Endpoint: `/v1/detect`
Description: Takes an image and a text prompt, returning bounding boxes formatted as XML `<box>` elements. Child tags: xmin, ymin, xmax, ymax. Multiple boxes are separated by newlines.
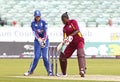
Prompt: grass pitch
<box><xmin>0</xmin><ymin>59</ymin><xmax>120</xmax><ymax>82</ymax></box>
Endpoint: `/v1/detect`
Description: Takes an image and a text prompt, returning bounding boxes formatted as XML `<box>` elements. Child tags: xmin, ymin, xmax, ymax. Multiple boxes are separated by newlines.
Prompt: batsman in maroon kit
<box><xmin>59</xmin><ymin>12</ymin><xmax>86</xmax><ymax>77</ymax></box>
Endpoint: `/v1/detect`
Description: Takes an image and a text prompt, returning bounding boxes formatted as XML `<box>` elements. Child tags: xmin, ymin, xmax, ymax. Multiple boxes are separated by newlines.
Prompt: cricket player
<box><xmin>59</xmin><ymin>12</ymin><xmax>86</xmax><ymax>77</ymax></box>
<box><xmin>24</xmin><ymin>10</ymin><xmax>52</xmax><ymax>76</ymax></box>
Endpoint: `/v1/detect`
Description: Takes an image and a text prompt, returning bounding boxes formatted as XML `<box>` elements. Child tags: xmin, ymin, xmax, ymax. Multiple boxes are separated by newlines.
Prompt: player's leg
<box><xmin>59</xmin><ymin>52</ymin><xmax>67</xmax><ymax>75</ymax></box>
<box><xmin>42</xmin><ymin>39</ymin><xmax>52</xmax><ymax>75</ymax></box>
<box><xmin>24</xmin><ymin>40</ymin><xmax>41</xmax><ymax>76</ymax></box>
<box><xmin>59</xmin><ymin>44</ymin><xmax>75</xmax><ymax>76</ymax></box>
<box><xmin>77</xmin><ymin>42</ymin><xmax>86</xmax><ymax>77</ymax></box>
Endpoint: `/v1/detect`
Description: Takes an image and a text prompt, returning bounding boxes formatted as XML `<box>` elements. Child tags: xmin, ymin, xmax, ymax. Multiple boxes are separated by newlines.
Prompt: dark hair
<box><xmin>61</xmin><ymin>12</ymin><xmax>69</xmax><ymax>19</ymax></box>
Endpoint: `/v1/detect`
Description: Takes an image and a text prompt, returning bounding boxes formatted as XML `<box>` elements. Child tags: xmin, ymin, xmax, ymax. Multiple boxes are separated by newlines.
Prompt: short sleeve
<box><xmin>44</xmin><ymin>22</ymin><xmax>48</xmax><ymax>30</ymax></box>
<box><xmin>31</xmin><ymin>22</ymin><xmax>35</xmax><ymax>31</ymax></box>
<box><xmin>71</xmin><ymin>20</ymin><xmax>79</xmax><ymax>30</ymax></box>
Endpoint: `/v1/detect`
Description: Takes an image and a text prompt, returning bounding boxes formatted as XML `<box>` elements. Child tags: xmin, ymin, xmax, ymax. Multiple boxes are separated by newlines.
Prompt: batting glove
<box><xmin>63</xmin><ymin>36</ymin><xmax>73</xmax><ymax>45</ymax></box>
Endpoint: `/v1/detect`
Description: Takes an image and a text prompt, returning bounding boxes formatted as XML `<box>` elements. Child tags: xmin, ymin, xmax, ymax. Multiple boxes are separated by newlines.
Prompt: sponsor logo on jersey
<box><xmin>69</xmin><ymin>25</ymin><xmax>72</xmax><ymax>28</ymax></box>
<box><xmin>35</xmin><ymin>24</ymin><xmax>38</xmax><ymax>27</ymax></box>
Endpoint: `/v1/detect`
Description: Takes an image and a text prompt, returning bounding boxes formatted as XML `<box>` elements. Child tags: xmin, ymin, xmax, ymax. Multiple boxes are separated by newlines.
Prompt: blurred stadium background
<box><xmin>1</xmin><ymin>0</ymin><xmax>120</xmax><ymax>27</ymax></box>
<box><xmin>0</xmin><ymin>0</ymin><xmax>120</xmax><ymax>58</ymax></box>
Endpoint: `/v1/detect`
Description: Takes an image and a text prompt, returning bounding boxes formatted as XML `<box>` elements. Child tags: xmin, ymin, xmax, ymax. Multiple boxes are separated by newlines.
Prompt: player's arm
<box><xmin>69</xmin><ymin>30</ymin><xmax>79</xmax><ymax>36</ymax></box>
<box><xmin>31</xmin><ymin>22</ymin><xmax>42</xmax><ymax>42</ymax></box>
<box><xmin>70</xmin><ymin>20</ymin><xmax>81</xmax><ymax>36</ymax></box>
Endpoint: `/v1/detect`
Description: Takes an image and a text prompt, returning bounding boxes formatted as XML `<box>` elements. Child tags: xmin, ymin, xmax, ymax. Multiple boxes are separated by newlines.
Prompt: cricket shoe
<box><xmin>57</xmin><ymin>73</ymin><xmax>67</xmax><ymax>77</ymax></box>
<box><xmin>24</xmin><ymin>72</ymin><xmax>33</xmax><ymax>76</ymax></box>
<box><xmin>48</xmin><ymin>73</ymin><xmax>54</xmax><ymax>76</ymax></box>
<box><xmin>80</xmin><ymin>71</ymin><xmax>85</xmax><ymax>77</ymax></box>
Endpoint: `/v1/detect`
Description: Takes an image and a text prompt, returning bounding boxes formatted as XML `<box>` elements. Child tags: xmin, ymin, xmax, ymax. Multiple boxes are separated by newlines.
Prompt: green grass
<box><xmin>0</xmin><ymin>77</ymin><xmax>111</xmax><ymax>82</ymax></box>
<box><xmin>0</xmin><ymin>59</ymin><xmax>120</xmax><ymax>82</ymax></box>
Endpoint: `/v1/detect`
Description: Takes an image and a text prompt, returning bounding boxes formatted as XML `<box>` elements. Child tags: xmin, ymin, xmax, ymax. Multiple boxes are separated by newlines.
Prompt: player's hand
<box><xmin>41</xmin><ymin>38</ymin><xmax>46</xmax><ymax>48</ymax></box>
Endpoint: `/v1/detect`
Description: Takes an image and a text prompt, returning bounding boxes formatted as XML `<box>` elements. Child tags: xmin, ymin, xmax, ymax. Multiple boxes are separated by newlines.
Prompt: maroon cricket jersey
<box><xmin>63</xmin><ymin>19</ymin><xmax>84</xmax><ymax>45</ymax></box>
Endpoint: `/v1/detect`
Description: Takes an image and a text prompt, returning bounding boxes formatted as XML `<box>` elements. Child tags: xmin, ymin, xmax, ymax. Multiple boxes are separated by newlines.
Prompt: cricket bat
<box><xmin>56</xmin><ymin>42</ymin><xmax>63</xmax><ymax>52</ymax></box>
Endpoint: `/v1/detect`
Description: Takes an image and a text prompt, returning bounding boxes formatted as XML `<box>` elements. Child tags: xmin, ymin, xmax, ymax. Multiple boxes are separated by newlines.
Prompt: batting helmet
<box><xmin>34</xmin><ymin>10</ymin><xmax>41</xmax><ymax>16</ymax></box>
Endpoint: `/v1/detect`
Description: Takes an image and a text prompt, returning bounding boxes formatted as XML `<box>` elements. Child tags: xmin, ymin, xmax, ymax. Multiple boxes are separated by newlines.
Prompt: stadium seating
<box><xmin>0</xmin><ymin>0</ymin><xmax>120</xmax><ymax>27</ymax></box>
